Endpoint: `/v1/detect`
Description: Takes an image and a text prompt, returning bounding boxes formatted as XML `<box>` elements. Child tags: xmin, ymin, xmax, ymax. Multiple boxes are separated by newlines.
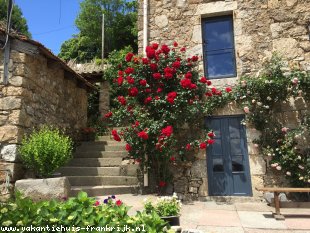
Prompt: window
<box><xmin>202</xmin><ymin>16</ymin><xmax>236</xmax><ymax>79</ymax></box>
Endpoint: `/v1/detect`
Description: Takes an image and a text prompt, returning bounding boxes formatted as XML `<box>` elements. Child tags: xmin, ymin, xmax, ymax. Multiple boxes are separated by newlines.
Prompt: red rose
<box><xmin>216</xmin><ymin>91</ymin><xmax>222</xmax><ymax>96</ymax></box>
<box><xmin>128</xmin><ymin>87</ymin><xmax>138</xmax><ymax>97</ymax></box>
<box><xmin>124</xmin><ymin>67</ymin><xmax>134</xmax><ymax>75</ymax></box>
<box><xmin>94</xmin><ymin>201</ymin><xmax>100</xmax><ymax>206</ymax></box>
<box><xmin>116</xmin><ymin>200</ymin><xmax>122</xmax><ymax>206</ymax></box>
<box><xmin>200</xmin><ymin>142</ymin><xmax>207</xmax><ymax>149</ymax></box>
<box><xmin>126</xmin><ymin>76</ymin><xmax>135</xmax><ymax>84</ymax></box>
<box><xmin>211</xmin><ymin>87</ymin><xmax>217</xmax><ymax>94</ymax></box>
<box><xmin>153</xmin><ymin>73</ymin><xmax>162</xmax><ymax>80</ymax></box>
<box><xmin>172</xmin><ymin>61</ymin><xmax>181</xmax><ymax>69</ymax></box>
<box><xmin>135</xmin><ymin>121</ymin><xmax>140</xmax><ymax>126</ymax></box>
<box><xmin>207</xmin><ymin>139</ymin><xmax>215</xmax><ymax>145</ymax></box>
<box><xmin>112</xmin><ymin>130</ymin><xmax>121</xmax><ymax>142</ymax></box>
<box><xmin>191</xmin><ymin>55</ymin><xmax>199</xmax><ymax>62</ymax></box>
<box><xmin>117</xmin><ymin>96</ymin><xmax>126</xmax><ymax>105</ymax></box>
<box><xmin>138</xmin><ymin>131</ymin><xmax>149</xmax><ymax>140</ymax></box>
<box><xmin>155</xmin><ymin>96</ymin><xmax>160</xmax><ymax>100</ymax></box>
<box><xmin>125</xmin><ymin>144</ymin><xmax>132</xmax><ymax>151</ymax></box>
<box><xmin>144</xmin><ymin>96</ymin><xmax>152</xmax><ymax>104</ymax></box>
<box><xmin>161</xmin><ymin>44</ymin><xmax>170</xmax><ymax>54</ymax></box>
<box><xmin>205</xmin><ymin>92</ymin><xmax>213</xmax><ymax>97</ymax></box>
<box><xmin>185</xmin><ymin>144</ymin><xmax>191</xmax><ymax>150</ymax></box>
<box><xmin>146</xmin><ymin>46</ymin><xmax>156</xmax><ymax>59</ymax></box>
<box><xmin>152</xmin><ymin>43</ymin><xmax>159</xmax><ymax>50</ymax></box>
<box><xmin>125</xmin><ymin>52</ymin><xmax>134</xmax><ymax>62</ymax></box>
<box><xmin>199</xmin><ymin>77</ymin><xmax>208</xmax><ymax>83</ymax></box>
<box><xmin>159</xmin><ymin>181</ymin><xmax>166</xmax><ymax>187</ymax></box>
<box><xmin>206</xmin><ymin>80</ymin><xmax>212</xmax><ymax>86</ymax></box>
<box><xmin>225</xmin><ymin>87</ymin><xmax>232</xmax><ymax>93</ymax></box>
<box><xmin>161</xmin><ymin>125</ymin><xmax>173</xmax><ymax>137</ymax></box>
<box><xmin>190</xmin><ymin>83</ymin><xmax>197</xmax><ymax>89</ymax></box>
<box><xmin>139</xmin><ymin>79</ymin><xmax>147</xmax><ymax>86</ymax></box>
<box><xmin>118</xmin><ymin>70</ymin><xmax>124</xmax><ymax>76</ymax></box>
<box><xmin>180</xmin><ymin>78</ymin><xmax>192</xmax><ymax>89</ymax></box>
<box><xmin>207</xmin><ymin>132</ymin><xmax>215</xmax><ymax>138</ymax></box>
<box><xmin>157</xmin><ymin>88</ymin><xmax>163</xmax><ymax>93</ymax></box>
<box><xmin>150</xmin><ymin>63</ymin><xmax>158</xmax><ymax>71</ymax></box>
<box><xmin>185</xmin><ymin>72</ymin><xmax>192</xmax><ymax>79</ymax></box>
<box><xmin>142</xmin><ymin>58</ymin><xmax>149</xmax><ymax>64</ymax></box>
<box><xmin>173</xmin><ymin>41</ymin><xmax>178</xmax><ymax>47</ymax></box>
<box><xmin>111</xmin><ymin>129</ymin><xmax>118</xmax><ymax>136</ymax></box>
<box><xmin>166</xmin><ymin>92</ymin><xmax>177</xmax><ymax>104</ymax></box>
<box><xmin>145</xmin><ymin>88</ymin><xmax>151</xmax><ymax>93</ymax></box>
<box><xmin>117</xmin><ymin>76</ymin><xmax>123</xmax><ymax>86</ymax></box>
<box><xmin>104</xmin><ymin>112</ymin><xmax>113</xmax><ymax>118</ymax></box>
<box><xmin>180</xmin><ymin>47</ymin><xmax>186</xmax><ymax>52</ymax></box>
<box><xmin>170</xmin><ymin>156</ymin><xmax>176</xmax><ymax>162</ymax></box>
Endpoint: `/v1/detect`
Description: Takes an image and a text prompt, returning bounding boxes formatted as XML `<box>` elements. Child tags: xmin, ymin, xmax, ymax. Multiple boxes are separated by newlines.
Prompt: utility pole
<box><xmin>101</xmin><ymin>13</ymin><xmax>105</xmax><ymax>66</ymax></box>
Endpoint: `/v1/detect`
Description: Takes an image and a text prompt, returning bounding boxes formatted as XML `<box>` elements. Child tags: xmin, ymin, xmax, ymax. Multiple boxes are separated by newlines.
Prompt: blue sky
<box><xmin>15</xmin><ymin>0</ymin><xmax>80</xmax><ymax>55</ymax></box>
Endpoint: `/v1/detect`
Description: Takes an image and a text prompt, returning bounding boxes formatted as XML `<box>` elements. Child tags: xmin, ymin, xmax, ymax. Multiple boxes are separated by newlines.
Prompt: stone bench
<box><xmin>256</xmin><ymin>187</ymin><xmax>310</xmax><ymax>220</ymax></box>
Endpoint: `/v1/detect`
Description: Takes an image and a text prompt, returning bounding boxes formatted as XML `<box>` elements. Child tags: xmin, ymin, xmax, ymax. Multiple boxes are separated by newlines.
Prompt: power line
<box><xmin>33</xmin><ymin>25</ymin><xmax>76</xmax><ymax>36</ymax></box>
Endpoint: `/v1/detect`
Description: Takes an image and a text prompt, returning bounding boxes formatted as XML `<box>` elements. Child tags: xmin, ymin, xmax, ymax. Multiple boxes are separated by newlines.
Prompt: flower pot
<box><xmin>161</xmin><ymin>215</ymin><xmax>180</xmax><ymax>226</ymax></box>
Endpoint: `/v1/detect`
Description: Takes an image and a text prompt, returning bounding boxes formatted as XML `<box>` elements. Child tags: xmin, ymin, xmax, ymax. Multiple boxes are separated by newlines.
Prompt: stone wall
<box><xmin>138</xmin><ymin>0</ymin><xmax>310</xmax><ymax>199</ymax></box>
<box><xmin>0</xmin><ymin>46</ymin><xmax>88</xmax><ymax>186</ymax></box>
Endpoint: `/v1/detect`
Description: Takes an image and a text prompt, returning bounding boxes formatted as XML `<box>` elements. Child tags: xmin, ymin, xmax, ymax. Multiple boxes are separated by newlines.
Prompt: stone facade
<box><xmin>138</xmin><ymin>0</ymin><xmax>310</xmax><ymax>199</ymax></box>
<box><xmin>0</xmin><ymin>34</ymin><xmax>91</xmax><ymax>187</ymax></box>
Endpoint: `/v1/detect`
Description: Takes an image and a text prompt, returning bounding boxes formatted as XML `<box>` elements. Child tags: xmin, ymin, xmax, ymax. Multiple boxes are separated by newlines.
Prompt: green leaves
<box><xmin>19</xmin><ymin>125</ymin><xmax>73</xmax><ymax>178</ymax></box>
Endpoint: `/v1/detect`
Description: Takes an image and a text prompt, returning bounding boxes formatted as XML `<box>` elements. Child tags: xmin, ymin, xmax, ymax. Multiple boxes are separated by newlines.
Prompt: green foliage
<box><xmin>144</xmin><ymin>194</ymin><xmax>182</xmax><ymax>217</ymax></box>
<box><xmin>19</xmin><ymin>126</ymin><xmax>73</xmax><ymax>178</ymax></box>
<box><xmin>0</xmin><ymin>0</ymin><xmax>31</xmax><ymax>37</ymax></box>
<box><xmin>233</xmin><ymin>54</ymin><xmax>310</xmax><ymax>186</ymax></box>
<box><xmin>0</xmin><ymin>192</ymin><xmax>169</xmax><ymax>232</ymax></box>
<box><xmin>58</xmin><ymin>0</ymin><xmax>137</xmax><ymax>62</ymax></box>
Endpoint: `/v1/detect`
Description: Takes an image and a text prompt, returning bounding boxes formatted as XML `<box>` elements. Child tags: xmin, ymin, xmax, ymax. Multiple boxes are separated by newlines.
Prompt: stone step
<box><xmin>74</xmin><ymin>151</ymin><xmax>128</xmax><ymax>158</ymax></box>
<box><xmin>59</xmin><ymin>167</ymin><xmax>121</xmax><ymax>176</ymax></box>
<box><xmin>78</xmin><ymin>145</ymin><xmax>125</xmax><ymax>152</ymax></box>
<box><xmin>67</xmin><ymin>176</ymin><xmax>138</xmax><ymax>186</ymax></box>
<box><xmin>67</xmin><ymin>158</ymin><xmax>122</xmax><ymax>167</ymax></box>
<box><xmin>70</xmin><ymin>185</ymin><xmax>139</xmax><ymax>197</ymax></box>
<box><xmin>81</xmin><ymin>141</ymin><xmax>126</xmax><ymax>147</ymax></box>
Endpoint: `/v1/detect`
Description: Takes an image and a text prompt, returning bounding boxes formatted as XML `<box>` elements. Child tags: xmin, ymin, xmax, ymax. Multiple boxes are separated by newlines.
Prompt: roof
<box><xmin>0</xmin><ymin>25</ymin><xmax>96</xmax><ymax>90</ymax></box>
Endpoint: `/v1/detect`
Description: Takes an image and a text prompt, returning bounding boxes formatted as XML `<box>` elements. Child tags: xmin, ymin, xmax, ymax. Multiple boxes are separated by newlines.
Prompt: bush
<box><xmin>0</xmin><ymin>192</ymin><xmax>171</xmax><ymax>233</ymax></box>
<box><xmin>19</xmin><ymin>126</ymin><xmax>73</xmax><ymax>178</ymax></box>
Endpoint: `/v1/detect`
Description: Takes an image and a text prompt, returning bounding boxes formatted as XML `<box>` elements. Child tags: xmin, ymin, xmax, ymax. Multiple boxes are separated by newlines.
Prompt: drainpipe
<box><xmin>143</xmin><ymin>0</ymin><xmax>148</xmax><ymax>55</ymax></box>
<box><xmin>143</xmin><ymin>0</ymin><xmax>149</xmax><ymax>187</ymax></box>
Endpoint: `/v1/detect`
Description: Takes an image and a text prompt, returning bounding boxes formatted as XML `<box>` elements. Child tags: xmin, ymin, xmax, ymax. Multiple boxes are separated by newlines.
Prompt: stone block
<box><xmin>247</xmin><ymin>143</ymin><xmax>259</xmax><ymax>155</ymax></box>
<box><xmin>174</xmin><ymin>177</ymin><xmax>188</xmax><ymax>193</ymax></box>
<box><xmin>195</xmin><ymin>1</ymin><xmax>237</xmax><ymax>16</ymax></box>
<box><xmin>249</xmin><ymin>155</ymin><xmax>266</xmax><ymax>175</ymax></box>
<box><xmin>0</xmin><ymin>144</ymin><xmax>19</xmax><ymax>162</ymax></box>
<box><xmin>15</xmin><ymin>177</ymin><xmax>71</xmax><ymax>201</ymax></box>
<box><xmin>2</xmin><ymin>86</ymin><xmax>23</xmax><ymax>96</ymax></box>
<box><xmin>281</xmin><ymin>111</ymin><xmax>300</xmax><ymax>129</ymax></box>
<box><xmin>251</xmin><ymin>175</ymin><xmax>264</xmax><ymax>198</ymax></box>
<box><xmin>9</xmin><ymin>76</ymin><xmax>24</xmax><ymax>87</ymax></box>
<box><xmin>154</xmin><ymin>15</ymin><xmax>168</xmax><ymax>28</ymax></box>
<box><xmin>268</xmin><ymin>0</ymin><xmax>279</xmax><ymax>8</ymax></box>
<box><xmin>0</xmin><ymin>96</ymin><xmax>22</xmax><ymax>110</ymax></box>
<box><xmin>189</xmin><ymin>186</ymin><xmax>198</xmax><ymax>193</ymax></box>
<box><xmin>246</xmin><ymin>128</ymin><xmax>261</xmax><ymax>141</ymax></box>
<box><xmin>198</xmin><ymin>178</ymin><xmax>208</xmax><ymax>197</ymax></box>
<box><xmin>191</xmin><ymin>160</ymin><xmax>207</xmax><ymax>177</ymax></box>
<box><xmin>286</xmin><ymin>0</ymin><xmax>298</xmax><ymax>7</ymax></box>
<box><xmin>0</xmin><ymin>162</ymin><xmax>24</xmax><ymax>182</ymax></box>
<box><xmin>273</xmin><ymin>38</ymin><xmax>303</xmax><ymax>60</ymax></box>
<box><xmin>191</xmin><ymin>25</ymin><xmax>202</xmax><ymax>43</ymax></box>
<box><xmin>0</xmin><ymin>125</ymin><xmax>19</xmax><ymax>143</ymax></box>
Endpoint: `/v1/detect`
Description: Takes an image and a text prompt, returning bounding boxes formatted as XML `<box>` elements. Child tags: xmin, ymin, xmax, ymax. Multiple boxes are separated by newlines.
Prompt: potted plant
<box><xmin>144</xmin><ymin>193</ymin><xmax>182</xmax><ymax>226</ymax></box>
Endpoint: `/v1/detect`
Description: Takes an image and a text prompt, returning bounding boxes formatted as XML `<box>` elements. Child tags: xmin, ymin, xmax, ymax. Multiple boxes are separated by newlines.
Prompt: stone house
<box><xmin>0</xmin><ymin>28</ymin><xmax>94</xmax><ymax>187</ymax></box>
<box><xmin>137</xmin><ymin>0</ymin><xmax>310</xmax><ymax>199</ymax></box>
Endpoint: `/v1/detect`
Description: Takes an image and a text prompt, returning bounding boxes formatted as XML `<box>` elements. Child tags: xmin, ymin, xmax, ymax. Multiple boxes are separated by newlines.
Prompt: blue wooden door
<box><xmin>206</xmin><ymin>115</ymin><xmax>252</xmax><ymax>196</ymax></box>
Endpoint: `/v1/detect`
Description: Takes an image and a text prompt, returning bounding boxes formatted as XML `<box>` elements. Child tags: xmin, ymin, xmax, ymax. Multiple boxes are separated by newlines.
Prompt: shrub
<box><xmin>19</xmin><ymin>126</ymin><xmax>73</xmax><ymax>178</ymax></box>
<box><xmin>0</xmin><ymin>192</ymin><xmax>171</xmax><ymax>232</ymax></box>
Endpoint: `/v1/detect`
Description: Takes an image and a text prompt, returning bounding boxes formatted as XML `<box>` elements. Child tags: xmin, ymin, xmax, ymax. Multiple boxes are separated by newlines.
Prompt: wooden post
<box><xmin>273</xmin><ymin>191</ymin><xmax>284</xmax><ymax>220</ymax></box>
<box><xmin>101</xmin><ymin>13</ymin><xmax>105</xmax><ymax>63</ymax></box>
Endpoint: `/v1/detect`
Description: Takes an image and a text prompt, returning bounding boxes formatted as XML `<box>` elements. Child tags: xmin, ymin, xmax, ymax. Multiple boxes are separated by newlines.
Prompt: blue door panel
<box><xmin>206</xmin><ymin>115</ymin><xmax>252</xmax><ymax>196</ymax></box>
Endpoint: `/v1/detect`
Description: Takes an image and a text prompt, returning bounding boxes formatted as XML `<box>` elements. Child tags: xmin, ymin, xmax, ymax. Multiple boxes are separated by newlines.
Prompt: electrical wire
<box><xmin>0</xmin><ymin>0</ymin><xmax>14</xmax><ymax>50</ymax></box>
<box><xmin>32</xmin><ymin>25</ymin><xmax>75</xmax><ymax>36</ymax></box>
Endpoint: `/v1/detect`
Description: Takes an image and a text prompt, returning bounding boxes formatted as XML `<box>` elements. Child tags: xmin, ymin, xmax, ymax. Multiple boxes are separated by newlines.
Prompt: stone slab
<box><xmin>15</xmin><ymin>177</ymin><xmax>71</xmax><ymax>201</ymax></box>
<box><xmin>237</xmin><ymin>211</ymin><xmax>287</xmax><ymax>229</ymax></box>
<box><xmin>197</xmin><ymin>226</ymin><xmax>245</xmax><ymax>233</ymax></box>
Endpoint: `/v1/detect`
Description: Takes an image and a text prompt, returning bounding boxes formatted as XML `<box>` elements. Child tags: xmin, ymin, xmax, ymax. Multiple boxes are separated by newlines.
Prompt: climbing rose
<box><xmin>185</xmin><ymin>72</ymin><xmax>192</xmax><ymax>79</ymax></box>
<box><xmin>124</xmin><ymin>67</ymin><xmax>134</xmax><ymax>75</ymax></box>
<box><xmin>161</xmin><ymin>125</ymin><xmax>173</xmax><ymax>137</ymax></box>
<box><xmin>138</xmin><ymin>131</ymin><xmax>149</xmax><ymax>140</ymax></box>
<box><xmin>111</xmin><ymin>130</ymin><xmax>121</xmax><ymax>142</ymax></box>
<box><xmin>207</xmin><ymin>139</ymin><xmax>215</xmax><ymax>145</ymax></box>
<box><xmin>173</xmin><ymin>41</ymin><xmax>178</xmax><ymax>47</ymax></box>
<box><xmin>152</xmin><ymin>43</ymin><xmax>159</xmax><ymax>50</ymax></box>
<box><xmin>125</xmin><ymin>144</ymin><xmax>132</xmax><ymax>151</ymax></box>
<box><xmin>243</xmin><ymin>106</ymin><xmax>250</xmax><ymax>113</ymax></box>
<box><xmin>117</xmin><ymin>76</ymin><xmax>123</xmax><ymax>86</ymax></box>
<box><xmin>157</xmin><ymin>88</ymin><xmax>163</xmax><ymax>93</ymax></box>
<box><xmin>172</xmin><ymin>61</ymin><xmax>181</xmax><ymax>69</ymax></box>
<box><xmin>94</xmin><ymin>201</ymin><xmax>100</xmax><ymax>206</ymax></box>
<box><xmin>153</xmin><ymin>73</ymin><xmax>161</xmax><ymax>80</ymax></box>
<box><xmin>200</xmin><ymin>142</ymin><xmax>207</xmax><ymax>149</ymax></box>
<box><xmin>191</xmin><ymin>55</ymin><xmax>199</xmax><ymax>62</ymax></box>
<box><xmin>117</xmin><ymin>96</ymin><xmax>126</xmax><ymax>106</ymax></box>
<box><xmin>128</xmin><ymin>87</ymin><xmax>138</xmax><ymax>97</ymax></box>
<box><xmin>170</xmin><ymin>156</ymin><xmax>176</xmax><ymax>162</ymax></box>
<box><xmin>180</xmin><ymin>78</ymin><xmax>192</xmax><ymax>89</ymax></box>
<box><xmin>146</xmin><ymin>46</ymin><xmax>155</xmax><ymax>59</ymax></box>
<box><xmin>116</xmin><ymin>200</ymin><xmax>122</xmax><ymax>206</ymax></box>
<box><xmin>139</xmin><ymin>79</ymin><xmax>147</xmax><ymax>86</ymax></box>
<box><xmin>199</xmin><ymin>77</ymin><xmax>208</xmax><ymax>83</ymax></box>
<box><xmin>166</xmin><ymin>92</ymin><xmax>177</xmax><ymax>104</ymax></box>
<box><xmin>180</xmin><ymin>47</ymin><xmax>186</xmax><ymax>52</ymax></box>
<box><xmin>144</xmin><ymin>96</ymin><xmax>152</xmax><ymax>104</ymax></box>
<box><xmin>150</xmin><ymin>63</ymin><xmax>158</xmax><ymax>71</ymax></box>
<box><xmin>207</xmin><ymin>132</ymin><xmax>215</xmax><ymax>138</ymax></box>
<box><xmin>161</xmin><ymin>44</ymin><xmax>170</xmax><ymax>54</ymax></box>
<box><xmin>104</xmin><ymin>112</ymin><xmax>113</xmax><ymax>118</ymax></box>
<box><xmin>225</xmin><ymin>87</ymin><xmax>232</xmax><ymax>93</ymax></box>
<box><xmin>206</xmin><ymin>80</ymin><xmax>212</xmax><ymax>86</ymax></box>
<box><xmin>185</xmin><ymin>144</ymin><xmax>191</xmax><ymax>151</ymax></box>
<box><xmin>142</xmin><ymin>58</ymin><xmax>149</xmax><ymax>64</ymax></box>
<box><xmin>125</xmin><ymin>52</ymin><xmax>134</xmax><ymax>62</ymax></box>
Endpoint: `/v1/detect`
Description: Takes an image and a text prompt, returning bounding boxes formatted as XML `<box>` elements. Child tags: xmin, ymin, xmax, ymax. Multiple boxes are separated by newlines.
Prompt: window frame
<box><xmin>202</xmin><ymin>15</ymin><xmax>237</xmax><ymax>79</ymax></box>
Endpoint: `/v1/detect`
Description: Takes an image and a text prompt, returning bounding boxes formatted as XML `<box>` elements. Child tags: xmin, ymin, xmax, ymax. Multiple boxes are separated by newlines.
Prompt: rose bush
<box><xmin>105</xmin><ymin>43</ymin><xmax>232</xmax><ymax>191</ymax></box>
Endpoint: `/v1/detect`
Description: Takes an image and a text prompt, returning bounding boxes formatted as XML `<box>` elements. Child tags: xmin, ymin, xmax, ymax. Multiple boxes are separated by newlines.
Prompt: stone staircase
<box><xmin>59</xmin><ymin>136</ymin><xmax>140</xmax><ymax>197</ymax></box>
